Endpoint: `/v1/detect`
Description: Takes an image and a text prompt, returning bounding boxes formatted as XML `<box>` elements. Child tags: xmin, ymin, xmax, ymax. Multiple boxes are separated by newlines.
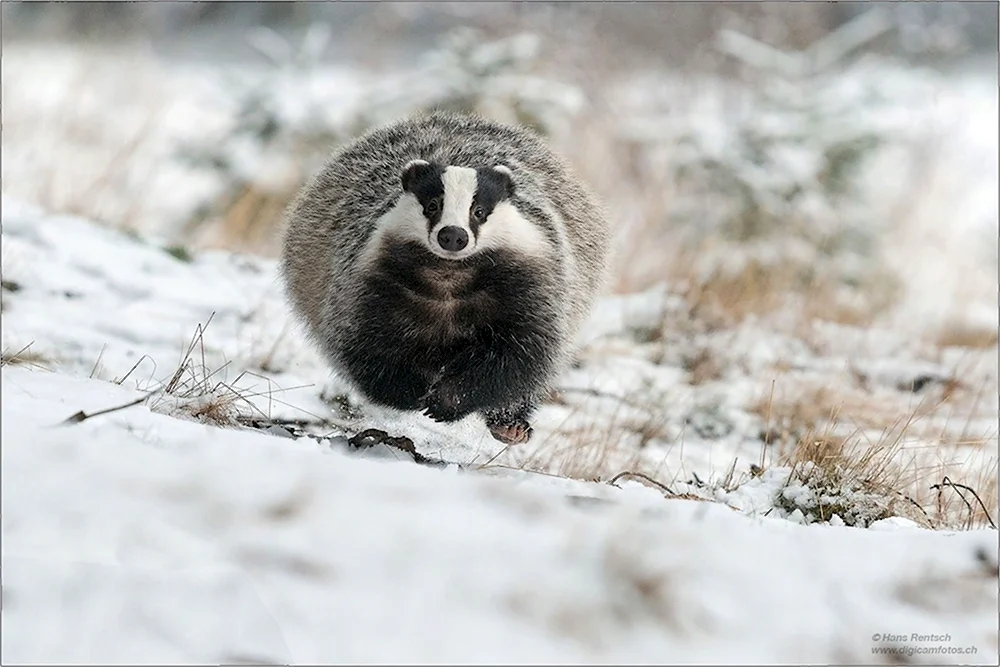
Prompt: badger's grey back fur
<box><xmin>280</xmin><ymin>112</ymin><xmax>610</xmax><ymax>443</ymax></box>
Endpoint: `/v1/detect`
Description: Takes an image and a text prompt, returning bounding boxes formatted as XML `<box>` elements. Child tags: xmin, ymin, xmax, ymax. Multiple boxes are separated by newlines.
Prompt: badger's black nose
<box><xmin>437</xmin><ymin>226</ymin><xmax>469</xmax><ymax>252</ymax></box>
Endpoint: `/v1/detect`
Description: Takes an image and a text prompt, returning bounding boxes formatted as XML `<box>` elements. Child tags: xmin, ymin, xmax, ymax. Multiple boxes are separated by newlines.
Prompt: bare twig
<box><xmin>113</xmin><ymin>354</ymin><xmax>157</xmax><ymax>387</ymax></box>
<box><xmin>479</xmin><ymin>444</ymin><xmax>511</xmax><ymax>469</ymax></box>
<box><xmin>89</xmin><ymin>343</ymin><xmax>108</xmax><ymax>379</ymax></box>
<box><xmin>761</xmin><ymin>378</ymin><xmax>775</xmax><ymax>471</ymax></box>
<box><xmin>930</xmin><ymin>476</ymin><xmax>997</xmax><ymax>530</ymax></box>
<box><xmin>897</xmin><ymin>492</ymin><xmax>934</xmax><ymax>529</ymax></box>
<box><xmin>57</xmin><ymin>392</ymin><xmax>155</xmax><ymax>426</ymax></box>
<box><xmin>608</xmin><ymin>470</ymin><xmax>677</xmax><ymax>495</ymax></box>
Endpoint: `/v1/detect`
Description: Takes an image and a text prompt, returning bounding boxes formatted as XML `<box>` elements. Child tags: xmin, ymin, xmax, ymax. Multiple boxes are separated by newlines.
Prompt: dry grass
<box><xmin>711</xmin><ymin>262</ymin><xmax>895</xmax><ymax>328</ymax></box>
<box><xmin>682</xmin><ymin>347</ymin><xmax>725</xmax><ymax>385</ymax></box>
<box><xmin>750</xmin><ymin>367</ymin><xmax>988</xmax><ymax>447</ymax></box>
<box><xmin>754</xmin><ymin>373</ymin><xmax>998</xmax><ymax>529</ymax></box>
<box><xmin>475</xmin><ymin>380</ymin><xmax>683</xmax><ymax>485</ymax></box>
<box><xmin>772</xmin><ymin>426</ymin><xmax>921</xmax><ymax>527</ymax></box>
<box><xmin>558</xmin><ymin>114</ymin><xmax>679</xmax><ymax>297</ymax></box>
<box><xmin>519</xmin><ymin>400</ymin><xmax>658</xmax><ymax>482</ymax></box>
<box><xmin>934</xmin><ymin>322</ymin><xmax>1000</xmax><ymax>350</ymax></box>
<box><xmin>184</xmin><ymin>182</ymin><xmax>299</xmax><ymax>257</ymax></box>
<box><xmin>754</xmin><ymin>384</ymin><xmax>903</xmax><ymax>442</ymax></box>
<box><xmin>133</xmin><ymin>314</ymin><xmax>285</xmax><ymax>428</ymax></box>
<box><xmin>0</xmin><ymin>342</ymin><xmax>50</xmax><ymax>370</ymax></box>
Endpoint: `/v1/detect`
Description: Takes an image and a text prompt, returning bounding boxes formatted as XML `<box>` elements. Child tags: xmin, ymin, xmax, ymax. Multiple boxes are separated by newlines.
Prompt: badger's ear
<box><xmin>492</xmin><ymin>164</ymin><xmax>515</xmax><ymax>197</ymax></box>
<box><xmin>401</xmin><ymin>159</ymin><xmax>432</xmax><ymax>193</ymax></box>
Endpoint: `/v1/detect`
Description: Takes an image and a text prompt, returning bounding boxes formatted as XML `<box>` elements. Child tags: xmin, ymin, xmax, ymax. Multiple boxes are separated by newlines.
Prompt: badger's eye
<box><xmin>471</xmin><ymin>205</ymin><xmax>485</xmax><ymax>222</ymax></box>
<box><xmin>426</xmin><ymin>198</ymin><xmax>441</xmax><ymax>214</ymax></box>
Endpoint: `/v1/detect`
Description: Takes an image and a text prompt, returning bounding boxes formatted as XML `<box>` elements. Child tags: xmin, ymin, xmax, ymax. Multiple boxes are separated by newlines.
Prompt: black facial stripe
<box><xmin>402</xmin><ymin>161</ymin><xmax>446</xmax><ymax>228</ymax></box>
<box><xmin>472</xmin><ymin>167</ymin><xmax>514</xmax><ymax>236</ymax></box>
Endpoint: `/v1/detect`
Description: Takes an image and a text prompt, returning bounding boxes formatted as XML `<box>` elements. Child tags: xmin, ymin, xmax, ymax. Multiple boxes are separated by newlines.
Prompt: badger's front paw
<box><xmin>483</xmin><ymin>404</ymin><xmax>536</xmax><ymax>445</ymax></box>
<box><xmin>487</xmin><ymin>418</ymin><xmax>533</xmax><ymax>445</ymax></box>
<box><xmin>420</xmin><ymin>378</ymin><xmax>474</xmax><ymax>423</ymax></box>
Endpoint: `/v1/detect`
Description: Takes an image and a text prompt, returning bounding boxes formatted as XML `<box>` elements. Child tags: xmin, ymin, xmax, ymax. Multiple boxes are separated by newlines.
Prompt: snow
<box><xmin>3</xmin><ymin>198</ymin><xmax>998</xmax><ymax>664</ymax></box>
<box><xmin>4</xmin><ymin>363</ymin><xmax>998</xmax><ymax>664</ymax></box>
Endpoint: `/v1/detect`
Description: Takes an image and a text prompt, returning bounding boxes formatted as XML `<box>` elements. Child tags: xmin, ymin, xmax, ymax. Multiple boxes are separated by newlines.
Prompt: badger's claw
<box><xmin>420</xmin><ymin>379</ymin><xmax>473</xmax><ymax>423</ymax></box>
<box><xmin>422</xmin><ymin>407</ymin><xmax>457</xmax><ymax>423</ymax></box>
<box><xmin>421</xmin><ymin>402</ymin><xmax>469</xmax><ymax>423</ymax></box>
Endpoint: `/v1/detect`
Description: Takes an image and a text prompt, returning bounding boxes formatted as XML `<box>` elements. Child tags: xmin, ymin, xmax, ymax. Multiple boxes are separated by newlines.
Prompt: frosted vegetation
<box><xmin>1</xmin><ymin>6</ymin><xmax>997</xmax><ymax>663</ymax></box>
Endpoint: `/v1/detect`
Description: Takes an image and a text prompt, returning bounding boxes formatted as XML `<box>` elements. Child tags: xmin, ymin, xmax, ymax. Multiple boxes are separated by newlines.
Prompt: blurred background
<box><xmin>3</xmin><ymin>1</ymin><xmax>997</xmax><ymax>342</ymax></box>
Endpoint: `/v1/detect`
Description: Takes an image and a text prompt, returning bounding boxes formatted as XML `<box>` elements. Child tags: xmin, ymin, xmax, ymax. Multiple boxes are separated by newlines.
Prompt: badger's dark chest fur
<box><xmin>342</xmin><ymin>240</ymin><xmax>554</xmax><ymax>412</ymax></box>
<box><xmin>368</xmin><ymin>241</ymin><xmax>510</xmax><ymax>343</ymax></box>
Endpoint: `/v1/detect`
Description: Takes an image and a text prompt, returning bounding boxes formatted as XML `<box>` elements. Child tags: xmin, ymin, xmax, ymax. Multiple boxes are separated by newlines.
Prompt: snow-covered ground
<box><xmin>4</xmin><ymin>363</ymin><xmax>997</xmax><ymax>665</ymax></box>
<box><xmin>3</xmin><ymin>198</ymin><xmax>998</xmax><ymax>664</ymax></box>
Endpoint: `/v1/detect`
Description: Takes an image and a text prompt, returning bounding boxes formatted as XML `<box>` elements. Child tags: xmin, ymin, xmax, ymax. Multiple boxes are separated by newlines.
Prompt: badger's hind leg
<box><xmin>482</xmin><ymin>400</ymin><xmax>537</xmax><ymax>445</ymax></box>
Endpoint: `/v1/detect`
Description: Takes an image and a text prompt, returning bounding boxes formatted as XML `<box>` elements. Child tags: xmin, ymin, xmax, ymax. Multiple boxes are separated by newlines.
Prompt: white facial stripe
<box><xmin>422</xmin><ymin>166</ymin><xmax>479</xmax><ymax>259</ymax></box>
<box><xmin>476</xmin><ymin>201</ymin><xmax>552</xmax><ymax>259</ymax></box>
<box><xmin>357</xmin><ymin>193</ymin><xmax>426</xmax><ymax>268</ymax></box>
<box><xmin>439</xmin><ymin>166</ymin><xmax>477</xmax><ymax>231</ymax></box>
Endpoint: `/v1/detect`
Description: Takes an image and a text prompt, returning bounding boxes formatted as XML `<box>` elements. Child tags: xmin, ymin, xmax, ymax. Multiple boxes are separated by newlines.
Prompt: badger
<box><xmin>280</xmin><ymin>112</ymin><xmax>610</xmax><ymax>445</ymax></box>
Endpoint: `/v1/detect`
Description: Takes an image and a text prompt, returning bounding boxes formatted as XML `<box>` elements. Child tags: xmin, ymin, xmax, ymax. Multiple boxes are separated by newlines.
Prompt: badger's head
<box><xmin>377</xmin><ymin>159</ymin><xmax>546</xmax><ymax>262</ymax></box>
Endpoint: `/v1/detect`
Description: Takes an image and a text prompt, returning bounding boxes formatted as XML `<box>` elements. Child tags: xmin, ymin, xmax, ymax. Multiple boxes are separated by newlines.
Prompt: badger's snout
<box><xmin>437</xmin><ymin>226</ymin><xmax>469</xmax><ymax>252</ymax></box>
